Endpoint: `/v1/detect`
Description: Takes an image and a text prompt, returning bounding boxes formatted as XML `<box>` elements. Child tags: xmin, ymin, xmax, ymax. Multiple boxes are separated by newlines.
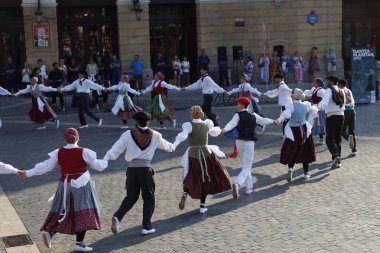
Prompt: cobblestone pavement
<box><xmin>0</xmin><ymin>99</ymin><xmax>379</xmax><ymax>252</ymax></box>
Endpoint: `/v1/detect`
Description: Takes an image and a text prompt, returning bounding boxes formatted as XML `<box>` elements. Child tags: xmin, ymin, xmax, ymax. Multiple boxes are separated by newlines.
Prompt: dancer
<box><xmin>317</xmin><ymin>76</ymin><xmax>345</xmax><ymax>170</ymax></box>
<box><xmin>182</xmin><ymin>66</ymin><xmax>226</xmax><ymax>126</ymax></box>
<box><xmin>221</xmin><ymin>98</ymin><xmax>274</xmax><ymax>198</ymax></box>
<box><xmin>14</xmin><ymin>77</ymin><xmax>60</xmax><ymax>130</ymax></box>
<box><xmin>173</xmin><ymin>106</ymin><xmax>232</xmax><ymax>213</ymax></box>
<box><xmin>141</xmin><ymin>72</ymin><xmax>180</xmax><ymax>129</ymax></box>
<box><xmin>104</xmin><ymin>111</ymin><xmax>175</xmax><ymax>235</ymax></box>
<box><xmin>263</xmin><ymin>73</ymin><xmax>292</xmax><ymax>135</ymax></box>
<box><xmin>275</xmin><ymin>88</ymin><xmax>318</xmax><ymax>182</ymax></box>
<box><xmin>19</xmin><ymin>128</ymin><xmax>107</xmax><ymax>251</ymax></box>
<box><xmin>304</xmin><ymin>78</ymin><xmax>326</xmax><ymax>144</ymax></box>
<box><xmin>338</xmin><ymin>79</ymin><xmax>357</xmax><ymax>156</ymax></box>
<box><xmin>0</xmin><ymin>85</ymin><xmax>12</xmax><ymax>128</ymax></box>
<box><xmin>108</xmin><ymin>73</ymin><xmax>142</xmax><ymax>129</ymax></box>
<box><xmin>60</xmin><ymin>70</ymin><xmax>106</xmax><ymax>128</ymax></box>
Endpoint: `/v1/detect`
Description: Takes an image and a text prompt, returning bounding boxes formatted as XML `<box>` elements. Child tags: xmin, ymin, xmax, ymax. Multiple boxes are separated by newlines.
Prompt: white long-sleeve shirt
<box><xmin>0</xmin><ymin>162</ymin><xmax>19</xmax><ymax>174</ymax></box>
<box><xmin>264</xmin><ymin>81</ymin><xmax>292</xmax><ymax>106</ymax></box>
<box><xmin>223</xmin><ymin>109</ymin><xmax>273</xmax><ymax>132</ymax></box>
<box><xmin>61</xmin><ymin>78</ymin><xmax>105</xmax><ymax>93</ymax></box>
<box><xmin>0</xmin><ymin>86</ymin><xmax>11</xmax><ymax>96</ymax></box>
<box><xmin>26</xmin><ymin>144</ymin><xmax>107</xmax><ymax>178</ymax></box>
<box><xmin>108</xmin><ymin>82</ymin><xmax>140</xmax><ymax>95</ymax></box>
<box><xmin>304</xmin><ymin>87</ymin><xmax>325</xmax><ymax>99</ymax></box>
<box><xmin>14</xmin><ymin>84</ymin><xmax>57</xmax><ymax>96</ymax></box>
<box><xmin>185</xmin><ymin>75</ymin><xmax>225</xmax><ymax>94</ymax></box>
<box><xmin>104</xmin><ymin>129</ymin><xmax>174</xmax><ymax>162</ymax></box>
<box><xmin>142</xmin><ymin>80</ymin><xmax>180</xmax><ymax>94</ymax></box>
<box><xmin>227</xmin><ymin>82</ymin><xmax>262</xmax><ymax>96</ymax></box>
<box><xmin>173</xmin><ymin>119</ymin><xmax>221</xmax><ymax>148</ymax></box>
<box><xmin>317</xmin><ymin>85</ymin><xmax>345</xmax><ymax>116</ymax></box>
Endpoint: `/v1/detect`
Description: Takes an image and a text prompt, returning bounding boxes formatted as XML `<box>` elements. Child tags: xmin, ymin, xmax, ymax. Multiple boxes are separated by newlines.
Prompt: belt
<box><xmin>129</xmin><ymin>159</ymin><xmax>151</xmax><ymax>168</ymax></box>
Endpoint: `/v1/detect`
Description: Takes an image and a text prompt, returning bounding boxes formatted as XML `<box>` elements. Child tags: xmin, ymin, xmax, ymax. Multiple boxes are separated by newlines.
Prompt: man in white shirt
<box><xmin>317</xmin><ymin>76</ymin><xmax>345</xmax><ymax>169</ymax></box>
<box><xmin>182</xmin><ymin>66</ymin><xmax>226</xmax><ymax>126</ymax></box>
<box><xmin>104</xmin><ymin>111</ymin><xmax>175</xmax><ymax>236</ymax></box>
<box><xmin>264</xmin><ymin>74</ymin><xmax>292</xmax><ymax>134</ymax></box>
<box><xmin>61</xmin><ymin>70</ymin><xmax>106</xmax><ymax>128</ymax></box>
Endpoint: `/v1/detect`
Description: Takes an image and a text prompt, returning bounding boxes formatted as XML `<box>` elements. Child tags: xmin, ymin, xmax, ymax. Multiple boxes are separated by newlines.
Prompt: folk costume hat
<box><xmin>132</xmin><ymin>111</ymin><xmax>151</xmax><ymax>125</ymax></box>
<box><xmin>236</xmin><ymin>97</ymin><xmax>251</xmax><ymax>106</ymax></box>
<box><xmin>64</xmin><ymin>128</ymin><xmax>79</xmax><ymax>144</ymax></box>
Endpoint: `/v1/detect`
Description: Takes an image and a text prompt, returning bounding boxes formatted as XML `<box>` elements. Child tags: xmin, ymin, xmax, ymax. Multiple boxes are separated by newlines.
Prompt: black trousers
<box><xmin>281</xmin><ymin>106</ymin><xmax>289</xmax><ymax>135</ymax></box>
<box><xmin>342</xmin><ymin>110</ymin><xmax>356</xmax><ymax>151</ymax></box>
<box><xmin>78</xmin><ymin>93</ymin><xmax>100</xmax><ymax>125</ymax></box>
<box><xmin>202</xmin><ymin>94</ymin><xmax>219</xmax><ymax>126</ymax></box>
<box><xmin>326</xmin><ymin>115</ymin><xmax>344</xmax><ymax>160</ymax></box>
<box><xmin>219</xmin><ymin>69</ymin><xmax>230</xmax><ymax>87</ymax></box>
<box><xmin>114</xmin><ymin>167</ymin><xmax>156</xmax><ymax>230</ymax></box>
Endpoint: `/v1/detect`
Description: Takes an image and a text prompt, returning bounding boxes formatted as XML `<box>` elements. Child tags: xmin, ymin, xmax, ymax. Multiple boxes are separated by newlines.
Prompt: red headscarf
<box><xmin>64</xmin><ymin>128</ymin><xmax>79</xmax><ymax>144</ymax></box>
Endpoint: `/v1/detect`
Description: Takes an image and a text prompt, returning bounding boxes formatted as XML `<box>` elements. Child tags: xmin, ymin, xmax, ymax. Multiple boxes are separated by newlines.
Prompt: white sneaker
<box><xmin>79</xmin><ymin>124</ymin><xmax>89</xmax><ymax>129</ymax></box>
<box><xmin>0</xmin><ymin>119</ymin><xmax>2</xmax><ymax>128</ymax></box>
<box><xmin>42</xmin><ymin>232</ymin><xmax>52</xmax><ymax>248</ymax></box>
<box><xmin>111</xmin><ymin>216</ymin><xmax>120</xmax><ymax>235</ymax></box>
<box><xmin>55</xmin><ymin>119</ymin><xmax>60</xmax><ymax>128</ymax></box>
<box><xmin>331</xmin><ymin>157</ymin><xmax>340</xmax><ymax>170</ymax></box>
<box><xmin>351</xmin><ymin>151</ymin><xmax>357</xmax><ymax>156</ymax></box>
<box><xmin>304</xmin><ymin>174</ymin><xmax>311</xmax><ymax>180</ymax></box>
<box><xmin>74</xmin><ymin>243</ymin><xmax>93</xmax><ymax>252</ymax></box>
<box><xmin>245</xmin><ymin>189</ymin><xmax>253</xmax><ymax>195</ymax></box>
<box><xmin>337</xmin><ymin>163</ymin><xmax>342</xmax><ymax>169</ymax></box>
<box><xmin>172</xmin><ymin>119</ymin><xmax>177</xmax><ymax>128</ymax></box>
<box><xmin>98</xmin><ymin>119</ymin><xmax>103</xmax><ymax>127</ymax></box>
<box><xmin>232</xmin><ymin>183</ymin><xmax>239</xmax><ymax>200</ymax></box>
<box><xmin>349</xmin><ymin>135</ymin><xmax>354</xmax><ymax>149</ymax></box>
<box><xmin>287</xmin><ymin>168</ymin><xmax>293</xmax><ymax>182</ymax></box>
<box><xmin>120</xmin><ymin>125</ymin><xmax>129</xmax><ymax>129</ymax></box>
<box><xmin>199</xmin><ymin>207</ymin><xmax>208</xmax><ymax>214</ymax></box>
<box><xmin>37</xmin><ymin>125</ymin><xmax>46</xmax><ymax>130</ymax></box>
<box><xmin>141</xmin><ymin>228</ymin><xmax>156</xmax><ymax>235</ymax></box>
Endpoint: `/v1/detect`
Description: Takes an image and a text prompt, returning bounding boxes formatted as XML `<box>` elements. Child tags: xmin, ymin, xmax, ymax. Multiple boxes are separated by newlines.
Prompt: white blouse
<box><xmin>227</xmin><ymin>82</ymin><xmax>262</xmax><ymax>96</ymax></box>
<box><xmin>304</xmin><ymin>87</ymin><xmax>326</xmax><ymax>100</ymax></box>
<box><xmin>0</xmin><ymin>162</ymin><xmax>18</xmax><ymax>174</ymax></box>
<box><xmin>109</xmin><ymin>82</ymin><xmax>140</xmax><ymax>95</ymax></box>
<box><xmin>173</xmin><ymin>119</ymin><xmax>221</xmax><ymax>148</ymax></box>
<box><xmin>14</xmin><ymin>84</ymin><xmax>57</xmax><ymax>96</ymax></box>
<box><xmin>26</xmin><ymin>144</ymin><xmax>108</xmax><ymax>178</ymax></box>
<box><xmin>142</xmin><ymin>80</ymin><xmax>180</xmax><ymax>94</ymax></box>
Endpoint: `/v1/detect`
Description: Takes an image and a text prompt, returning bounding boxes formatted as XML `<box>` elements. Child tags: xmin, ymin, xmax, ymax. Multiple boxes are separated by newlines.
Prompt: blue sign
<box><xmin>351</xmin><ymin>48</ymin><xmax>376</xmax><ymax>104</ymax></box>
<box><xmin>308</xmin><ymin>11</ymin><xmax>318</xmax><ymax>25</ymax></box>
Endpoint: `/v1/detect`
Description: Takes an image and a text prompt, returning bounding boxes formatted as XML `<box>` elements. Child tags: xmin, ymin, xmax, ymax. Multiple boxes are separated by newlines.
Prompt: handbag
<box><xmin>224</xmin><ymin>127</ymin><xmax>238</xmax><ymax>138</ymax></box>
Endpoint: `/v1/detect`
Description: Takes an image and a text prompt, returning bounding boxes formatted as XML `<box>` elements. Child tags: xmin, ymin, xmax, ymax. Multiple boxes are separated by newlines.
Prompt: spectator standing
<box><xmin>130</xmin><ymin>54</ymin><xmax>144</xmax><ymax>90</ymax></box>
<box><xmin>4</xmin><ymin>57</ymin><xmax>17</xmax><ymax>93</ymax></box>
<box><xmin>281</xmin><ymin>51</ymin><xmax>292</xmax><ymax>83</ymax></box>
<box><xmin>181</xmin><ymin>56</ymin><xmax>190</xmax><ymax>87</ymax></box>
<box><xmin>293</xmin><ymin>51</ymin><xmax>303</xmax><ymax>84</ymax></box>
<box><xmin>243</xmin><ymin>56</ymin><xmax>254</xmax><ymax>83</ymax></box>
<box><xmin>110</xmin><ymin>54</ymin><xmax>121</xmax><ymax>86</ymax></box>
<box><xmin>259</xmin><ymin>53</ymin><xmax>270</xmax><ymax>84</ymax></box>
<box><xmin>86</xmin><ymin>57</ymin><xmax>98</xmax><ymax>81</ymax></box>
<box><xmin>376</xmin><ymin>59</ymin><xmax>380</xmax><ymax>100</ymax></box>
<box><xmin>67</xmin><ymin>58</ymin><xmax>79</xmax><ymax>84</ymax></box>
<box><xmin>21</xmin><ymin>62</ymin><xmax>32</xmax><ymax>89</ymax></box>
<box><xmin>218</xmin><ymin>54</ymin><xmax>230</xmax><ymax>88</ymax></box>
<box><xmin>103</xmin><ymin>52</ymin><xmax>113</xmax><ymax>82</ymax></box>
<box><xmin>307</xmin><ymin>46</ymin><xmax>320</xmax><ymax>82</ymax></box>
<box><xmin>33</xmin><ymin>67</ymin><xmax>43</xmax><ymax>84</ymax></box>
<box><xmin>270</xmin><ymin>51</ymin><xmax>281</xmax><ymax>84</ymax></box>
<box><xmin>154</xmin><ymin>53</ymin><xmax>165</xmax><ymax>74</ymax></box>
<box><xmin>58</xmin><ymin>59</ymin><xmax>67</xmax><ymax>85</ymax></box>
<box><xmin>198</xmin><ymin>49</ymin><xmax>210</xmax><ymax>70</ymax></box>
<box><xmin>37</xmin><ymin>59</ymin><xmax>48</xmax><ymax>84</ymax></box>
<box><xmin>49</xmin><ymin>62</ymin><xmax>64</xmax><ymax>111</ymax></box>
<box><xmin>326</xmin><ymin>47</ymin><xmax>337</xmax><ymax>76</ymax></box>
<box><xmin>172</xmin><ymin>55</ymin><xmax>181</xmax><ymax>86</ymax></box>
<box><xmin>96</xmin><ymin>56</ymin><xmax>105</xmax><ymax>81</ymax></box>
<box><xmin>93</xmin><ymin>74</ymin><xmax>110</xmax><ymax>111</ymax></box>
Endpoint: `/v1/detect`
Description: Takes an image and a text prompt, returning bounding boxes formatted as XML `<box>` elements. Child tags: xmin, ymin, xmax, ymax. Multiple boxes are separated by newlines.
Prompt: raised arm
<box><xmin>226</xmin><ymin>86</ymin><xmax>241</xmax><ymax>96</ymax></box>
<box><xmin>107</xmin><ymin>83</ymin><xmax>120</xmax><ymax>92</ymax></box>
<box><xmin>184</xmin><ymin>80</ymin><xmax>201</xmax><ymax>91</ymax></box>
<box><xmin>14</xmin><ymin>86</ymin><xmax>31</xmax><ymax>96</ymax></box>
<box><xmin>161</xmin><ymin>81</ymin><xmax>181</xmax><ymax>91</ymax></box>
<box><xmin>142</xmin><ymin>82</ymin><xmax>154</xmax><ymax>94</ymax></box>
<box><xmin>61</xmin><ymin>81</ymin><xmax>77</xmax><ymax>92</ymax></box>
<box><xmin>0</xmin><ymin>86</ymin><xmax>11</xmax><ymax>96</ymax></box>
<box><xmin>223</xmin><ymin>113</ymin><xmax>240</xmax><ymax>132</ymax></box>
<box><xmin>157</xmin><ymin>133</ymin><xmax>175</xmax><ymax>152</ymax></box>
<box><xmin>0</xmin><ymin>162</ymin><xmax>19</xmax><ymax>174</ymax></box>
<box><xmin>264</xmin><ymin>88</ymin><xmax>278</xmax><ymax>98</ymax></box>
<box><xmin>103</xmin><ymin>132</ymin><xmax>129</xmax><ymax>161</ymax></box>
<box><xmin>172</xmin><ymin>122</ymin><xmax>192</xmax><ymax>148</ymax></box>
<box><xmin>83</xmin><ymin>148</ymin><xmax>108</xmax><ymax>171</ymax></box>
<box><xmin>246</xmin><ymin>84</ymin><xmax>262</xmax><ymax>96</ymax></box>
<box><xmin>205</xmin><ymin>119</ymin><xmax>221</xmax><ymax>137</ymax></box>
<box><xmin>254</xmin><ymin>113</ymin><xmax>274</xmax><ymax>126</ymax></box>
<box><xmin>89</xmin><ymin>80</ymin><xmax>105</xmax><ymax>91</ymax></box>
<box><xmin>25</xmin><ymin>150</ymin><xmax>59</xmax><ymax>177</ymax></box>
<box><xmin>277</xmin><ymin>103</ymin><xmax>294</xmax><ymax>123</ymax></box>
<box><xmin>303</xmin><ymin>87</ymin><xmax>315</xmax><ymax>97</ymax></box>
<box><xmin>126</xmin><ymin>84</ymin><xmax>141</xmax><ymax>95</ymax></box>
<box><xmin>206</xmin><ymin>77</ymin><xmax>225</xmax><ymax>93</ymax></box>
<box><xmin>38</xmin><ymin>84</ymin><xmax>57</xmax><ymax>93</ymax></box>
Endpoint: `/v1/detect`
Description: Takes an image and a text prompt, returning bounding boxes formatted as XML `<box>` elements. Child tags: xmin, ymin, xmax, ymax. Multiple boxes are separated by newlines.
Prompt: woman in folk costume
<box><xmin>173</xmin><ymin>105</ymin><xmax>232</xmax><ymax>214</ymax></box>
<box><xmin>304</xmin><ymin>78</ymin><xmax>326</xmax><ymax>144</ymax></box>
<box><xmin>0</xmin><ymin>85</ymin><xmax>12</xmax><ymax>128</ymax></box>
<box><xmin>20</xmin><ymin>128</ymin><xmax>107</xmax><ymax>252</ymax></box>
<box><xmin>226</xmin><ymin>74</ymin><xmax>263</xmax><ymax>158</ymax></box>
<box><xmin>13</xmin><ymin>77</ymin><xmax>60</xmax><ymax>130</ymax></box>
<box><xmin>108</xmin><ymin>73</ymin><xmax>142</xmax><ymax>129</ymax></box>
<box><xmin>141</xmin><ymin>72</ymin><xmax>180</xmax><ymax>129</ymax></box>
<box><xmin>275</xmin><ymin>88</ymin><xmax>319</xmax><ymax>182</ymax></box>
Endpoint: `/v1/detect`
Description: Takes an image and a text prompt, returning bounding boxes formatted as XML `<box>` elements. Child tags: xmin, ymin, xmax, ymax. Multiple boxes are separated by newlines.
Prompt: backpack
<box><xmin>329</xmin><ymin>86</ymin><xmax>344</xmax><ymax>107</ymax></box>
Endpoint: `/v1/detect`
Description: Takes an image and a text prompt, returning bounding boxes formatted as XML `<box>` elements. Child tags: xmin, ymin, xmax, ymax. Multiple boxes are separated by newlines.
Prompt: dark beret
<box><xmin>274</xmin><ymin>74</ymin><xmax>284</xmax><ymax>79</ymax></box>
<box><xmin>132</xmin><ymin>111</ymin><xmax>151</xmax><ymax>124</ymax></box>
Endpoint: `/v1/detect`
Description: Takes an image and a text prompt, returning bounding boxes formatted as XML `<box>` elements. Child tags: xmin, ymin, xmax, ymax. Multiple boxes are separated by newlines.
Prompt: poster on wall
<box><xmin>351</xmin><ymin>48</ymin><xmax>376</xmax><ymax>104</ymax></box>
<box><xmin>32</xmin><ymin>22</ymin><xmax>49</xmax><ymax>48</ymax></box>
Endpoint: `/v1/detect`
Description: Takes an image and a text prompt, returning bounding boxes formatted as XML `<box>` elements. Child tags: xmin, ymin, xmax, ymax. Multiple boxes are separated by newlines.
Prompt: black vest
<box><xmin>237</xmin><ymin>111</ymin><xmax>257</xmax><ymax>141</ymax></box>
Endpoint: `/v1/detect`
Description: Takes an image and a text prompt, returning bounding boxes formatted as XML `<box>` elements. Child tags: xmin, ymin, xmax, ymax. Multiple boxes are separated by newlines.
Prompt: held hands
<box><xmin>16</xmin><ymin>170</ymin><xmax>28</xmax><ymax>180</ymax></box>
<box><xmin>273</xmin><ymin>120</ymin><xmax>280</xmax><ymax>126</ymax></box>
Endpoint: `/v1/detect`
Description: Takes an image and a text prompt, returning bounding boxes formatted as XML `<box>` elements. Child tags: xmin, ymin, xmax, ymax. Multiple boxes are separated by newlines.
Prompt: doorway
<box><xmin>273</xmin><ymin>45</ymin><xmax>284</xmax><ymax>58</ymax></box>
<box><xmin>149</xmin><ymin>0</ymin><xmax>197</xmax><ymax>82</ymax></box>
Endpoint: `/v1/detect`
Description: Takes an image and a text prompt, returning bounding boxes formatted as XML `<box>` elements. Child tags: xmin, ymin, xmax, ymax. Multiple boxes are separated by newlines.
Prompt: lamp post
<box><xmin>34</xmin><ymin>0</ymin><xmax>43</xmax><ymax>23</ymax></box>
<box><xmin>131</xmin><ymin>0</ymin><xmax>143</xmax><ymax>21</ymax></box>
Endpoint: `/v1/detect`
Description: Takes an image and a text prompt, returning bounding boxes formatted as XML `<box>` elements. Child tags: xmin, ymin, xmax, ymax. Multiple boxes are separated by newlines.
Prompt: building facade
<box><xmin>0</xmin><ymin>0</ymin><xmax>378</xmax><ymax>86</ymax></box>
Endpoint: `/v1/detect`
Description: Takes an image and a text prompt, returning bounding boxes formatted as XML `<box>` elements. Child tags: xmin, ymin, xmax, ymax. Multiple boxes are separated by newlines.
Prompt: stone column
<box><xmin>21</xmin><ymin>0</ymin><xmax>59</xmax><ymax>67</ymax></box>
<box><xmin>116</xmin><ymin>0</ymin><xmax>152</xmax><ymax>88</ymax></box>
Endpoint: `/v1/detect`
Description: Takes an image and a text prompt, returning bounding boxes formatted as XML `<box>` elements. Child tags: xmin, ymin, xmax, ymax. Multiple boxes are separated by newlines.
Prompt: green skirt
<box><xmin>147</xmin><ymin>94</ymin><xmax>174</xmax><ymax>121</ymax></box>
